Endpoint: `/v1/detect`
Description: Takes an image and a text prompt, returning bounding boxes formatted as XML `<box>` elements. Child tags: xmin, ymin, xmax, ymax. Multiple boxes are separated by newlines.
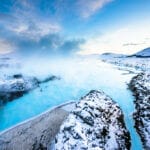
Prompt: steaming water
<box><xmin>0</xmin><ymin>58</ymin><xmax>142</xmax><ymax>150</ymax></box>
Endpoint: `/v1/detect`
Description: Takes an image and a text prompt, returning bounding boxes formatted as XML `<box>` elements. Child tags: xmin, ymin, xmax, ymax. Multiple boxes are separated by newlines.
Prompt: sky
<box><xmin>0</xmin><ymin>0</ymin><xmax>150</xmax><ymax>56</ymax></box>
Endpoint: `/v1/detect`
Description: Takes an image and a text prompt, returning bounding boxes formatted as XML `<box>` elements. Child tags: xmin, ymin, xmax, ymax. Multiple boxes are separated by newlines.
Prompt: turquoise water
<box><xmin>0</xmin><ymin>59</ymin><xmax>142</xmax><ymax>149</ymax></box>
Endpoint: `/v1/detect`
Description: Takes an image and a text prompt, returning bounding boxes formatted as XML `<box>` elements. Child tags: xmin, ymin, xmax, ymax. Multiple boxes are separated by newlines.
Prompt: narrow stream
<box><xmin>0</xmin><ymin>59</ymin><xmax>142</xmax><ymax>149</ymax></box>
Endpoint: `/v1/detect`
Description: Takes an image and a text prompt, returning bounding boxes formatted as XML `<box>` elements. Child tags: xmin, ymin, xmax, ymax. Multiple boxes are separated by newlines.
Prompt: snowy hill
<box><xmin>133</xmin><ymin>47</ymin><xmax>150</xmax><ymax>57</ymax></box>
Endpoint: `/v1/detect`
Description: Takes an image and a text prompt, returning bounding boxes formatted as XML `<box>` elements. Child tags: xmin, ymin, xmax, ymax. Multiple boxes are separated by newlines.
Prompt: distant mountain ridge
<box><xmin>100</xmin><ymin>47</ymin><xmax>150</xmax><ymax>58</ymax></box>
<box><xmin>133</xmin><ymin>47</ymin><xmax>150</xmax><ymax>57</ymax></box>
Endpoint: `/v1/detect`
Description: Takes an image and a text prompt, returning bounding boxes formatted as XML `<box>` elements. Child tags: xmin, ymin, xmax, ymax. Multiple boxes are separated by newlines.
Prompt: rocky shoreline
<box><xmin>0</xmin><ymin>75</ymin><xmax>39</xmax><ymax>104</ymax></box>
<box><xmin>0</xmin><ymin>74</ymin><xmax>59</xmax><ymax>105</ymax></box>
<box><xmin>55</xmin><ymin>90</ymin><xmax>131</xmax><ymax>150</ymax></box>
<box><xmin>129</xmin><ymin>73</ymin><xmax>150</xmax><ymax>149</ymax></box>
<box><xmin>0</xmin><ymin>90</ymin><xmax>131</xmax><ymax>150</ymax></box>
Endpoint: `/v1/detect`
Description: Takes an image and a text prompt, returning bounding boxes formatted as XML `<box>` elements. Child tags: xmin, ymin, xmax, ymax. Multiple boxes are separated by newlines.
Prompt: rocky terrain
<box><xmin>0</xmin><ymin>74</ymin><xmax>60</xmax><ymax>105</ymax></box>
<box><xmin>55</xmin><ymin>90</ymin><xmax>131</xmax><ymax>150</ymax></box>
<box><xmin>0</xmin><ymin>74</ymin><xmax>39</xmax><ymax>104</ymax></box>
<box><xmin>129</xmin><ymin>73</ymin><xmax>150</xmax><ymax>149</ymax></box>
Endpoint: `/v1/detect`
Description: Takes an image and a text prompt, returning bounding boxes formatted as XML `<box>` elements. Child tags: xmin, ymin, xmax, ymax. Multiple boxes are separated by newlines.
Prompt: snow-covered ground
<box><xmin>55</xmin><ymin>90</ymin><xmax>131</xmax><ymax>150</ymax></box>
<box><xmin>100</xmin><ymin>55</ymin><xmax>150</xmax><ymax>73</ymax></box>
<box><xmin>100</xmin><ymin>51</ymin><xmax>150</xmax><ymax>150</ymax></box>
<box><xmin>129</xmin><ymin>73</ymin><xmax>150</xmax><ymax>149</ymax></box>
<box><xmin>100</xmin><ymin>47</ymin><xmax>150</xmax><ymax>72</ymax></box>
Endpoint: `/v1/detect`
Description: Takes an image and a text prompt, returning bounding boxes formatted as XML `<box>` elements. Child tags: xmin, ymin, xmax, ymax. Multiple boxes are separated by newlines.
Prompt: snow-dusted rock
<box><xmin>129</xmin><ymin>73</ymin><xmax>150</xmax><ymax>149</ymax></box>
<box><xmin>55</xmin><ymin>90</ymin><xmax>131</xmax><ymax>150</ymax></box>
<box><xmin>0</xmin><ymin>74</ymin><xmax>60</xmax><ymax>104</ymax></box>
<box><xmin>0</xmin><ymin>74</ymin><xmax>39</xmax><ymax>104</ymax></box>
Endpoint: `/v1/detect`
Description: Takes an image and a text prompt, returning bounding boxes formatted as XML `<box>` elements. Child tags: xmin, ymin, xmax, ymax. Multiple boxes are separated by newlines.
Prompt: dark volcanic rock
<box><xmin>129</xmin><ymin>73</ymin><xmax>150</xmax><ymax>149</ymax></box>
<box><xmin>0</xmin><ymin>74</ymin><xmax>60</xmax><ymax>105</ymax></box>
<box><xmin>55</xmin><ymin>90</ymin><xmax>131</xmax><ymax>150</ymax></box>
<box><xmin>38</xmin><ymin>75</ymin><xmax>60</xmax><ymax>84</ymax></box>
<box><xmin>0</xmin><ymin>75</ymin><xmax>39</xmax><ymax>104</ymax></box>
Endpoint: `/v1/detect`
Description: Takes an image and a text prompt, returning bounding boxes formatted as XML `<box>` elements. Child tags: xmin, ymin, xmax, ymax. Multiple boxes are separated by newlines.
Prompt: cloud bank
<box><xmin>0</xmin><ymin>0</ymin><xmax>90</xmax><ymax>56</ymax></box>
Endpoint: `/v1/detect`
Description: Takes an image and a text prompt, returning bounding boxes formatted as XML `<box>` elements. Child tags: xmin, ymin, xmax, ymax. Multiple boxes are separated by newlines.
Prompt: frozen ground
<box><xmin>100</xmin><ymin>54</ymin><xmax>150</xmax><ymax>73</ymax></box>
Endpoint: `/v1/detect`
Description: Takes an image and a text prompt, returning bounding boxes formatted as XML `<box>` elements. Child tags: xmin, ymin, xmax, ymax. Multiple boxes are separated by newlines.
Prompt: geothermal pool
<box><xmin>0</xmin><ymin>58</ymin><xmax>142</xmax><ymax>150</ymax></box>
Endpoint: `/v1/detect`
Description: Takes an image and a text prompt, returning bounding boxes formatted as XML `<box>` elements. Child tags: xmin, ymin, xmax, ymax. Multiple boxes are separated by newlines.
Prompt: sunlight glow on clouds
<box><xmin>0</xmin><ymin>39</ymin><xmax>15</xmax><ymax>54</ymax></box>
<box><xmin>78</xmin><ymin>23</ymin><xmax>150</xmax><ymax>55</ymax></box>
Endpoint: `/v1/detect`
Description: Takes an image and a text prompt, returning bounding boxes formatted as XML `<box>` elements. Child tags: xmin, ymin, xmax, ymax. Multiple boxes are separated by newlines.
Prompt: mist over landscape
<box><xmin>0</xmin><ymin>1</ymin><xmax>150</xmax><ymax>150</ymax></box>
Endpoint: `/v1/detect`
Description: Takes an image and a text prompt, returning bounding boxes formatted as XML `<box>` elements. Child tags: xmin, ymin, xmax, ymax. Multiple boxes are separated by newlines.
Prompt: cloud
<box><xmin>11</xmin><ymin>33</ymin><xmax>84</xmax><ymax>56</ymax></box>
<box><xmin>123</xmin><ymin>42</ymin><xmax>145</xmax><ymax>46</ymax></box>
<box><xmin>0</xmin><ymin>13</ymin><xmax>15</xmax><ymax>21</ymax></box>
<box><xmin>0</xmin><ymin>0</ymin><xmax>112</xmax><ymax>56</ymax></box>
<box><xmin>0</xmin><ymin>39</ymin><xmax>16</xmax><ymax>54</ymax></box>
<box><xmin>7</xmin><ymin>21</ymin><xmax>61</xmax><ymax>41</ymax></box>
<box><xmin>0</xmin><ymin>12</ymin><xmax>80</xmax><ymax>56</ymax></box>
<box><xmin>53</xmin><ymin>0</ymin><xmax>114</xmax><ymax>19</ymax></box>
<box><xmin>0</xmin><ymin>0</ymin><xmax>67</xmax><ymax>56</ymax></box>
<box><xmin>0</xmin><ymin>0</ymin><xmax>61</xmax><ymax>41</ymax></box>
<box><xmin>0</xmin><ymin>12</ymin><xmax>62</xmax><ymax>55</ymax></box>
<box><xmin>59</xmin><ymin>39</ymin><xmax>85</xmax><ymax>55</ymax></box>
<box><xmin>77</xmin><ymin>0</ymin><xmax>113</xmax><ymax>18</ymax></box>
<box><xmin>16</xmin><ymin>0</ymin><xmax>32</xmax><ymax>8</ymax></box>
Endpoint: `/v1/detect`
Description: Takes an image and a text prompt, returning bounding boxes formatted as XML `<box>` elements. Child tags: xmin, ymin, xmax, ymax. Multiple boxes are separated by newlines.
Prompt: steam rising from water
<box><xmin>1</xmin><ymin>55</ymin><xmax>126</xmax><ymax>91</ymax></box>
<box><xmin>0</xmin><ymin>56</ymin><xmax>143</xmax><ymax>150</ymax></box>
